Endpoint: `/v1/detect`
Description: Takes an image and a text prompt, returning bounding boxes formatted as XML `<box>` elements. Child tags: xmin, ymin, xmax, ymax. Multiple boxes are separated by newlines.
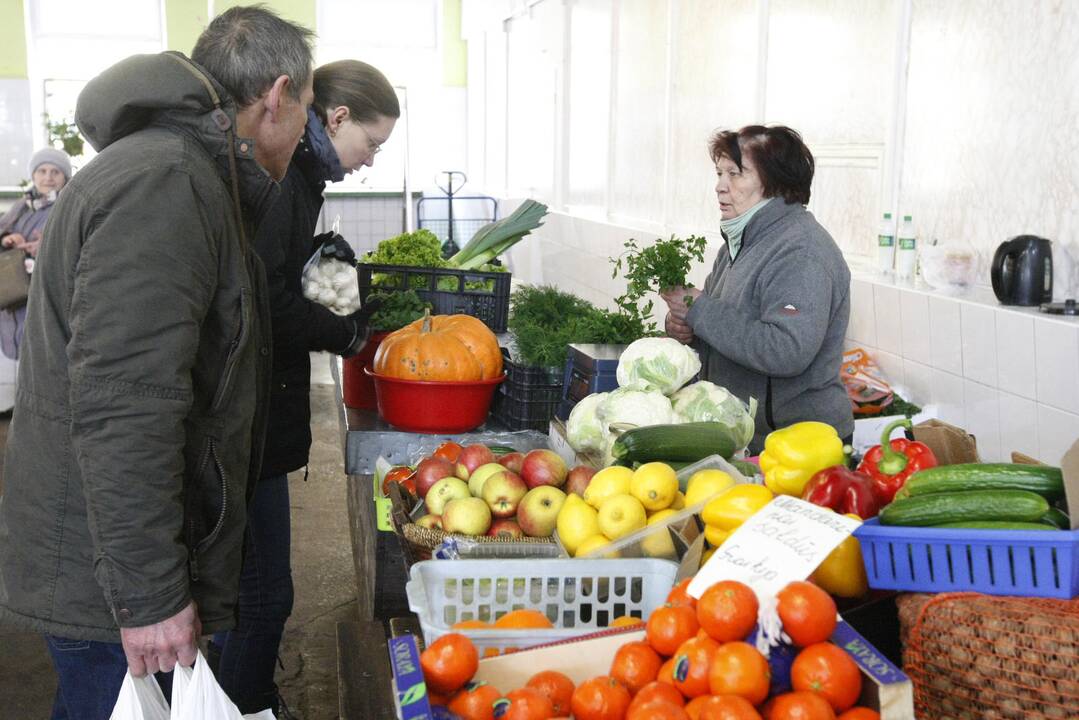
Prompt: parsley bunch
<box><xmin>611</xmin><ymin>234</ymin><xmax>708</xmax><ymax>307</ymax></box>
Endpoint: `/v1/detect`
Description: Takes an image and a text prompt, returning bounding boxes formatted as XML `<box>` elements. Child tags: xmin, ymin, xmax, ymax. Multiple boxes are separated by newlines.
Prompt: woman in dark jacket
<box><xmin>211</xmin><ymin>60</ymin><xmax>399</xmax><ymax>715</ymax></box>
<box><xmin>0</xmin><ymin>148</ymin><xmax>71</xmax><ymax>360</ymax></box>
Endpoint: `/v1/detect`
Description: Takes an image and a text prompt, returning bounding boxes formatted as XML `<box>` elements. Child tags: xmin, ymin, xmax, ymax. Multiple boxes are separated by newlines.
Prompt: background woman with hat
<box><xmin>0</xmin><ymin>147</ymin><xmax>72</xmax><ymax>359</ymax></box>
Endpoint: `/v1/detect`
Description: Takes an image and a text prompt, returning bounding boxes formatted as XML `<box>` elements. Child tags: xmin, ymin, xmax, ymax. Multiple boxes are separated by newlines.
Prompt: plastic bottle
<box><xmin>877</xmin><ymin>212</ymin><xmax>896</xmax><ymax>276</ymax></box>
<box><xmin>896</xmin><ymin>214</ymin><xmax>917</xmax><ymax>281</ymax></box>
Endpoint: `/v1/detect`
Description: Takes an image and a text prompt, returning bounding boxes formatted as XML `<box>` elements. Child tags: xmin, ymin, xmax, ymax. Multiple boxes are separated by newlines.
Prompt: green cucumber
<box><xmin>931</xmin><ymin>521</ymin><xmax>1056</xmax><ymax>531</ymax></box>
<box><xmin>729</xmin><ymin>459</ymin><xmax>762</xmax><ymax>479</ymax></box>
<box><xmin>880</xmin><ymin>490</ymin><xmax>1050</xmax><ymax>527</ymax></box>
<box><xmin>611</xmin><ymin>422</ymin><xmax>737</xmax><ymax>463</ymax></box>
<box><xmin>1039</xmin><ymin>507</ymin><xmax>1071</xmax><ymax>530</ymax></box>
<box><xmin>895</xmin><ymin>463</ymin><xmax>1064</xmax><ymax>499</ymax></box>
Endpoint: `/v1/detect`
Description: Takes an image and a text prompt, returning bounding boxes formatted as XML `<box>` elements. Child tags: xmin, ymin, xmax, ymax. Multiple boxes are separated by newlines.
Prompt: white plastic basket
<box><xmin>406</xmin><ymin>558</ymin><xmax>678</xmax><ymax>654</ymax></box>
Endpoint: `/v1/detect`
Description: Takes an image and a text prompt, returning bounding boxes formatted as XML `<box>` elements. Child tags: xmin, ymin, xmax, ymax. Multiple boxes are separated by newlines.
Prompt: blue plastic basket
<box><xmin>854</xmin><ymin>518</ymin><xmax>1079</xmax><ymax>599</ymax></box>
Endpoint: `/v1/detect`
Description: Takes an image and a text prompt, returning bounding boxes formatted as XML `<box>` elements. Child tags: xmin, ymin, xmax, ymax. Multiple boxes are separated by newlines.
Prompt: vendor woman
<box><xmin>662</xmin><ymin>124</ymin><xmax>852</xmax><ymax>454</ymax></box>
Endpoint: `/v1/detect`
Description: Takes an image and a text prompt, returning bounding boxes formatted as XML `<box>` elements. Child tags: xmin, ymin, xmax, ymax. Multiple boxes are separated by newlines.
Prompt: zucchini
<box><xmin>895</xmin><ymin>463</ymin><xmax>1064</xmax><ymax>499</ymax></box>
<box><xmin>611</xmin><ymin>422</ymin><xmax>737</xmax><ymax>463</ymax></box>
<box><xmin>729</xmin><ymin>459</ymin><xmax>763</xmax><ymax>479</ymax></box>
<box><xmin>1039</xmin><ymin>507</ymin><xmax>1071</xmax><ymax>530</ymax></box>
<box><xmin>880</xmin><ymin>490</ymin><xmax>1050</xmax><ymax>527</ymax></box>
<box><xmin>931</xmin><ymin>521</ymin><xmax>1056</xmax><ymax>531</ymax></box>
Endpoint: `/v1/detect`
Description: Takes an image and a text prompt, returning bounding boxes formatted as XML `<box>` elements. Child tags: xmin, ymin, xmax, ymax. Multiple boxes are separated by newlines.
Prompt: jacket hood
<box><xmin>75</xmin><ymin>52</ymin><xmax>278</xmax><ymax>222</ymax></box>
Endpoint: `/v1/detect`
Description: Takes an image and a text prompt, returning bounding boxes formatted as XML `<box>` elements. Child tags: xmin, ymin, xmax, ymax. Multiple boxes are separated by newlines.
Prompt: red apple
<box><xmin>415</xmin><ymin>514</ymin><xmax>442</xmax><ymax>530</ymax></box>
<box><xmin>415</xmin><ymin>456</ymin><xmax>457</xmax><ymax>498</ymax></box>
<box><xmin>520</xmin><ymin>449</ymin><xmax>568</xmax><ymax>489</ymax></box>
<box><xmin>516</xmin><ymin>486</ymin><xmax>567</xmax><ymax>537</ymax></box>
<box><xmin>481</xmin><ymin>470</ymin><xmax>528</xmax><ymax>518</ymax></box>
<box><xmin>455</xmin><ymin>443</ymin><xmax>497</xmax><ymax>479</ymax></box>
<box><xmin>564</xmin><ymin>465</ymin><xmax>596</xmax><ymax>497</ymax></box>
<box><xmin>488</xmin><ymin>518</ymin><xmax>524</xmax><ymax>540</ymax></box>
<box><xmin>497</xmin><ymin>451</ymin><xmax>525</xmax><ymax>475</ymax></box>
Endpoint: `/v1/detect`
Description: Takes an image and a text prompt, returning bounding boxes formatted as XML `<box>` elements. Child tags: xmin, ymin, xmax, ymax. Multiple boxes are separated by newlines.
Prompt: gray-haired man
<box><xmin>0</xmin><ymin>6</ymin><xmax>313</xmax><ymax>717</ymax></box>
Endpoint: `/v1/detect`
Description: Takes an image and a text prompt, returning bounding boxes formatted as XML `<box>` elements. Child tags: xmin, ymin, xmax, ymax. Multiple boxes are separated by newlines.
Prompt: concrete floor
<box><xmin>0</xmin><ymin>357</ymin><xmax>355</xmax><ymax>718</ymax></box>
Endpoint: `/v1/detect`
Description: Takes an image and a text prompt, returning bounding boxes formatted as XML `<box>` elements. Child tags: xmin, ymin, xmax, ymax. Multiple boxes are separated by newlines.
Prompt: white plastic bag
<box><xmin>110</xmin><ymin>651</ymin><xmax>275</xmax><ymax>720</ymax></box>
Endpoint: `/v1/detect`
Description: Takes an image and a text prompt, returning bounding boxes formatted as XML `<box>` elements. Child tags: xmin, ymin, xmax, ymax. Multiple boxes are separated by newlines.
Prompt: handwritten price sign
<box><xmin>688</xmin><ymin>495</ymin><xmax>861</xmax><ymax>599</ymax></box>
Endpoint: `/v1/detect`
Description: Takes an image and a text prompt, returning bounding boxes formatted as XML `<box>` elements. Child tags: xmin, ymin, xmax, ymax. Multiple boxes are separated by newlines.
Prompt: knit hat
<box><xmin>28</xmin><ymin>147</ymin><xmax>72</xmax><ymax>181</ymax></box>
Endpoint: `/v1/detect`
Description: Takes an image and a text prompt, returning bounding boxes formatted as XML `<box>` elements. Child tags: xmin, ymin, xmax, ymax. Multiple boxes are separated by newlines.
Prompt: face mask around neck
<box><xmin>720</xmin><ymin>197</ymin><xmax>771</xmax><ymax>260</ymax></box>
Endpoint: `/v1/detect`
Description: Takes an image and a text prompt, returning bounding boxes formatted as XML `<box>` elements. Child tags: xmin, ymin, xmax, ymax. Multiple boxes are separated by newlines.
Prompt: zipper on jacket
<box><xmin>765</xmin><ymin>377</ymin><xmax>776</xmax><ymax>430</ymax></box>
<box><xmin>189</xmin><ymin>438</ymin><xmax>229</xmax><ymax>583</ymax></box>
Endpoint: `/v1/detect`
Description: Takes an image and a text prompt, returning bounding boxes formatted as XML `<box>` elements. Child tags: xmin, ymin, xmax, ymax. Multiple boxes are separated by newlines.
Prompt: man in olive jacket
<box><xmin>0</xmin><ymin>7</ymin><xmax>313</xmax><ymax>717</ymax></box>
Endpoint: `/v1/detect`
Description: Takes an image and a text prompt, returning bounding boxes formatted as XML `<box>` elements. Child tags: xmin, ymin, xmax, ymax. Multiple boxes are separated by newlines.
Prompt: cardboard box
<box><xmin>470</xmin><ymin>623</ymin><xmax>914</xmax><ymax>719</ymax></box>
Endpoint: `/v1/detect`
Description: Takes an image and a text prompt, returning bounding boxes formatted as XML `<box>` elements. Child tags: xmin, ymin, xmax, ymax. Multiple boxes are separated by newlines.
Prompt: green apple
<box><xmin>425</xmin><ymin>477</ymin><xmax>470</xmax><ymax>515</ymax></box>
<box><xmin>468</xmin><ymin>462</ymin><xmax>506</xmax><ymax>497</ymax></box>
<box><xmin>442</xmin><ymin>496</ymin><xmax>492</xmax><ymax>536</ymax></box>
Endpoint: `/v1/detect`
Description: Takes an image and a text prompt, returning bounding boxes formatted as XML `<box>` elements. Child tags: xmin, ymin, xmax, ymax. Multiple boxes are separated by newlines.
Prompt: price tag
<box><xmin>687</xmin><ymin>495</ymin><xmax>861</xmax><ymax>599</ymax></box>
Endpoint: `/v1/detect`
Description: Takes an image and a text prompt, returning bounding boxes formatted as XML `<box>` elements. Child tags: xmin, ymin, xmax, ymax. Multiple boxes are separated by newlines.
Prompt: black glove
<box><xmin>341</xmin><ymin>294</ymin><xmax>383</xmax><ymax>358</ymax></box>
<box><xmin>314</xmin><ymin>231</ymin><xmax>357</xmax><ymax>265</ymax></box>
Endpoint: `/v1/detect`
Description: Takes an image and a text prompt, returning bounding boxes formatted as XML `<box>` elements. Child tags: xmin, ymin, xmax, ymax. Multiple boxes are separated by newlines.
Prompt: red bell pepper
<box><xmin>857</xmin><ymin>418</ymin><xmax>938</xmax><ymax>504</ymax></box>
<box><xmin>801</xmin><ymin>465</ymin><xmax>881</xmax><ymax>518</ymax></box>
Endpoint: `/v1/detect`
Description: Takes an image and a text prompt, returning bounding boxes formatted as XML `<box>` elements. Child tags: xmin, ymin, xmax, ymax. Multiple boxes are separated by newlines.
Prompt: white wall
<box><xmin>463</xmin><ymin>0</ymin><xmax>1079</xmax><ymax>464</ymax></box>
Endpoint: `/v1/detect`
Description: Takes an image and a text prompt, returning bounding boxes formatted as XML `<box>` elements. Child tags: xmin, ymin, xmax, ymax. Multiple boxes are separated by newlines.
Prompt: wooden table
<box><xmin>337</xmin><ymin>617</ymin><xmax>424</xmax><ymax>720</ymax></box>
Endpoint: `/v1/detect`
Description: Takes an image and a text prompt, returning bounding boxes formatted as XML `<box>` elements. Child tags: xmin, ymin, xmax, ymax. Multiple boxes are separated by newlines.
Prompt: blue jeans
<box><xmin>44</xmin><ymin>635</ymin><xmax>174</xmax><ymax>719</ymax></box>
<box><xmin>211</xmin><ymin>474</ymin><xmax>294</xmax><ymax>714</ymax></box>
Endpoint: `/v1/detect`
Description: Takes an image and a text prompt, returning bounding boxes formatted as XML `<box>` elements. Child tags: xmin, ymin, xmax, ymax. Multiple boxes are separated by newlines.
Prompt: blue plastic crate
<box><xmin>854</xmin><ymin>517</ymin><xmax>1079</xmax><ymax>599</ymax></box>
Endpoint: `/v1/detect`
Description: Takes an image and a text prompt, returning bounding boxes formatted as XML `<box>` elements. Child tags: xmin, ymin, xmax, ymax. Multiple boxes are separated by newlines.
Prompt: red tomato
<box><xmin>671</xmin><ymin>634</ymin><xmax>720</xmax><ymax>699</ymax></box>
<box><xmin>836</xmin><ymin>709</ymin><xmax>879</xmax><ymax>720</ymax></box>
<box><xmin>647</xmin><ymin>603</ymin><xmax>701</xmax><ymax>656</ymax></box>
<box><xmin>763</xmin><ymin>691</ymin><xmax>836</xmax><ymax>720</ymax></box>
<box><xmin>776</xmin><ymin>581</ymin><xmax>837</xmax><ymax>648</ymax></box>
<box><xmin>666</xmin><ymin>578</ymin><xmax>697</xmax><ymax>609</ymax></box>
<box><xmin>492</xmin><ymin>687</ymin><xmax>554</xmax><ymax>720</ymax></box>
<box><xmin>433</xmin><ymin>441</ymin><xmax>463</xmax><ymax>462</ymax></box>
<box><xmin>708</xmin><ymin>641</ymin><xmax>771</xmax><ymax>706</ymax></box>
<box><xmin>790</xmin><ymin>643</ymin><xmax>862</xmax><ymax>713</ymax></box>
<box><xmin>419</xmin><ymin>633</ymin><xmax>478</xmax><ymax>695</ymax></box>
<box><xmin>696</xmin><ymin>580</ymin><xmax>759</xmax><ymax>643</ymax></box>
<box><xmin>697</xmin><ymin>695</ymin><xmax>764</xmax><ymax>720</ymax></box>
<box><xmin>381</xmin><ymin>466</ymin><xmax>416</xmax><ymax>496</ymax></box>
<box><xmin>526</xmin><ymin>670</ymin><xmax>575</xmax><ymax>716</ymax></box>
<box><xmin>570</xmin><ymin>676</ymin><xmax>632</xmax><ymax>720</ymax></box>
<box><xmin>448</xmin><ymin>681</ymin><xmax>502</xmax><ymax>720</ymax></box>
<box><xmin>628</xmin><ymin>681</ymin><xmax>685</xmax><ymax>713</ymax></box>
<box><xmin>610</xmin><ymin>641</ymin><xmax>663</xmax><ymax>695</ymax></box>
<box><xmin>626</xmin><ymin>701</ymin><xmax>690</xmax><ymax>720</ymax></box>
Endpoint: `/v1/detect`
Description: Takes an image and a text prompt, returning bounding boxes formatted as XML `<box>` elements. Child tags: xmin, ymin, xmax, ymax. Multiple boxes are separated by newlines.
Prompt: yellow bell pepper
<box><xmin>759</xmin><ymin>421</ymin><xmax>847</xmax><ymax>496</ymax></box>
<box><xmin>701</xmin><ymin>484</ymin><xmax>774</xmax><ymax>530</ymax></box>
<box><xmin>811</xmin><ymin>513</ymin><xmax>868</xmax><ymax>598</ymax></box>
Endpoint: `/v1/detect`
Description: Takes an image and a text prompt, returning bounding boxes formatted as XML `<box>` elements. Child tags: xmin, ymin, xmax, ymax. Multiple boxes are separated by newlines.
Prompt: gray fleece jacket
<box><xmin>686</xmin><ymin>198</ymin><xmax>852</xmax><ymax>454</ymax></box>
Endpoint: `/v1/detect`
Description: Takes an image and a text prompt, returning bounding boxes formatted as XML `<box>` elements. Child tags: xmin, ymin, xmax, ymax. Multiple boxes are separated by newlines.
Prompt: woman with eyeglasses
<box><xmin>209</xmin><ymin>59</ymin><xmax>399</xmax><ymax>717</ymax></box>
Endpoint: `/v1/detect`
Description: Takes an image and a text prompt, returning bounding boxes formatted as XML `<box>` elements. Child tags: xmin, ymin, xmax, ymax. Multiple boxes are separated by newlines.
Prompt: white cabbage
<box><xmin>616</xmin><ymin>337</ymin><xmax>702</xmax><ymax>396</ymax></box>
<box><xmin>597</xmin><ymin>387</ymin><xmax>675</xmax><ymax>429</ymax></box>
<box><xmin>566</xmin><ymin>392</ymin><xmax>609</xmax><ymax>453</ymax></box>
<box><xmin>670</xmin><ymin>381</ymin><xmax>758</xmax><ymax>451</ymax></box>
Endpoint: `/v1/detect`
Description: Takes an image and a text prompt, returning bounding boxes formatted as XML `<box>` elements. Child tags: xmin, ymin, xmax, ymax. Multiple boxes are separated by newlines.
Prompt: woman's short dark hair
<box><xmin>708</xmin><ymin>125</ymin><xmax>814</xmax><ymax>205</ymax></box>
<box><xmin>312</xmin><ymin>60</ymin><xmax>400</xmax><ymax>124</ymax></box>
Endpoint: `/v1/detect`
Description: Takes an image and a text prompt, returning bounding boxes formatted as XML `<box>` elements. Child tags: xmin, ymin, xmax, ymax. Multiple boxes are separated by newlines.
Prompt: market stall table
<box><xmin>332</xmin><ymin>358</ymin><xmax>549</xmax><ymax>621</ymax></box>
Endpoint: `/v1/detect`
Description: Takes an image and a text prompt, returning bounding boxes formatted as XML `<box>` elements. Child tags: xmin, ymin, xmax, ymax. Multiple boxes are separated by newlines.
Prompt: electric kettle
<box><xmin>991</xmin><ymin>235</ymin><xmax>1053</xmax><ymax>306</ymax></box>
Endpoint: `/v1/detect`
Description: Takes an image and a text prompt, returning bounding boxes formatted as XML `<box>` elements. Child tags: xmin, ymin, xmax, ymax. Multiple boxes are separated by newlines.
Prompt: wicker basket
<box><xmin>898</xmin><ymin>592</ymin><xmax>1079</xmax><ymax>719</ymax></box>
<box><xmin>388</xmin><ymin>483</ymin><xmax>558</xmax><ymax>567</ymax></box>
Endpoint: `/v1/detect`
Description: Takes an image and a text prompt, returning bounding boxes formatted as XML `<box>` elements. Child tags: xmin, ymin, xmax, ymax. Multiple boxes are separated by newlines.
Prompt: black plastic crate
<box><xmin>492</xmin><ymin>392</ymin><xmax>561</xmax><ymax>432</ymax></box>
<box><xmin>500</xmin><ymin>348</ymin><xmax>564</xmax><ymax>386</ymax></box>
<box><xmin>501</xmin><ymin>380</ymin><xmax>563</xmax><ymax>404</ymax></box>
<box><xmin>357</xmin><ymin>263</ymin><xmax>511</xmax><ymax>333</ymax></box>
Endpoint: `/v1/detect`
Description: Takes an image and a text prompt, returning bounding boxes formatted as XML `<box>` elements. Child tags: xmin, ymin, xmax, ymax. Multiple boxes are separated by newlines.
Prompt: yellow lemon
<box><xmin>556</xmin><ymin>494</ymin><xmax>600</xmax><ymax>556</ymax></box>
<box><xmin>583</xmin><ymin>466</ymin><xmax>634</xmax><ymax>509</ymax></box>
<box><xmin>641</xmin><ymin>509</ymin><xmax>678</xmax><ymax>559</ymax></box>
<box><xmin>597</xmin><ymin>494</ymin><xmax>647</xmax><ymax>541</ymax></box>
<box><xmin>701</xmin><ymin>484</ymin><xmax>775</xmax><ymax>531</ymax></box>
<box><xmin>684</xmin><ymin>469</ymin><xmax>736</xmax><ymax>507</ymax></box>
<box><xmin>704</xmin><ymin>524</ymin><xmax>731</xmax><ymax>547</ymax></box>
<box><xmin>630</xmin><ymin>462</ymin><xmax>679</xmax><ymax>511</ymax></box>
<box><xmin>670</xmin><ymin>491</ymin><xmax>687</xmax><ymax>511</ymax></box>
<box><xmin>575</xmin><ymin>533</ymin><xmax>621</xmax><ymax>558</ymax></box>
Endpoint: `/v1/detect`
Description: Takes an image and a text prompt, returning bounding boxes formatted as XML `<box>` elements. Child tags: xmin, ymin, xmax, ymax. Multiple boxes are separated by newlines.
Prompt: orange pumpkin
<box><xmin>373</xmin><ymin>310</ymin><xmax>503</xmax><ymax>382</ymax></box>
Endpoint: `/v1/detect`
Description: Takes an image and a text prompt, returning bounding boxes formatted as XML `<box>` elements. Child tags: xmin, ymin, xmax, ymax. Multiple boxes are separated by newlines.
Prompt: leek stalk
<box><xmin>447</xmin><ymin>199</ymin><xmax>548</xmax><ymax>269</ymax></box>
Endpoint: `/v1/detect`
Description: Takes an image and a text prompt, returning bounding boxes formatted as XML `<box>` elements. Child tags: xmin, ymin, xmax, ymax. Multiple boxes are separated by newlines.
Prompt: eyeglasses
<box><xmin>357</xmin><ymin>124</ymin><xmax>383</xmax><ymax>155</ymax></box>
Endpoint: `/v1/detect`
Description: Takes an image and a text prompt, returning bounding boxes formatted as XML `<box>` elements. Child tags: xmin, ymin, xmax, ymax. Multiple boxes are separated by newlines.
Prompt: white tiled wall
<box><xmin>846</xmin><ymin>270</ymin><xmax>1079</xmax><ymax>465</ymax></box>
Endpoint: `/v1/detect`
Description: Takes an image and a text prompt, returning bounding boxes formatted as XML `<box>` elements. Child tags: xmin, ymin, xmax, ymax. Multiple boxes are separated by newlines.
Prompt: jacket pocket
<box><xmin>209</xmin><ymin>288</ymin><xmax>250</xmax><ymax>414</ymax></box>
<box><xmin>184</xmin><ymin>437</ymin><xmax>230</xmax><ymax>583</ymax></box>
